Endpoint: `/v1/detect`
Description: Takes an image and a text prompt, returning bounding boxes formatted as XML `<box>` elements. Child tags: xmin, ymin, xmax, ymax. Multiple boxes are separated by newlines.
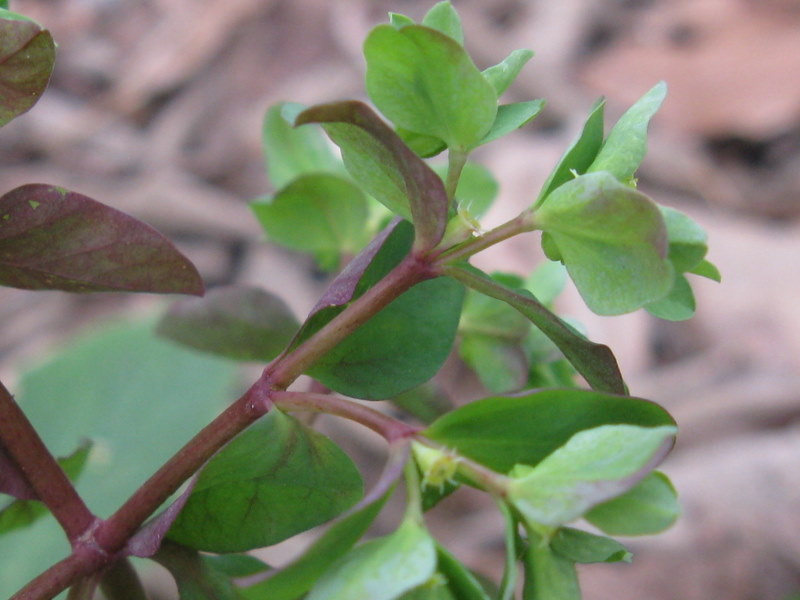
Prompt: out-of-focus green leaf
<box><xmin>585</xmin><ymin>471</ymin><xmax>680</xmax><ymax>536</ymax></box>
<box><xmin>535</xmin><ymin>172</ymin><xmax>673</xmax><ymax>315</ymax></box>
<box><xmin>479</xmin><ymin>101</ymin><xmax>545</xmax><ymax>146</ymax></box>
<box><xmin>0</xmin><ymin>321</ymin><xmax>239</xmax><ymax>597</ymax></box>
<box><xmin>421</xmin><ymin>1</ymin><xmax>463</xmax><ymax>44</ymax></box>
<box><xmin>365</xmin><ymin>24</ymin><xmax>497</xmax><ymax>152</ymax></box>
<box><xmin>423</xmin><ymin>389</ymin><xmax>675</xmax><ymax>474</ymax></box>
<box><xmin>0</xmin><ymin>185</ymin><xmax>204</xmax><ymax>295</ymax></box>
<box><xmin>508</xmin><ymin>424</ymin><xmax>676</xmax><ymax>527</ymax></box>
<box><xmin>690</xmin><ymin>258</ymin><xmax>721</xmax><ymax>282</ymax></box>
<box><xmin>157</xmin><ymin>285</ymin><xmax>299</xmax><ymax>362</ymax></box>
<box><xmin>261</xmin><ymin>102</ymin><xmax>343</xmax><ymax>189</ymax></box>
<box><xmin>251</xmin><ymin>173</ymin><xmax>370</xmax><ymax>257</ymax></box>
<box><xmin>587</xmin><ymin>82</ymin><xmax>667</xmax><ymax>182</ymax></box>
<box><xmin>0</xmin><ymin>11</ymin><xmax>55</xmax><ymax>127</ymax></box>
<box><xmin>153</xmin><ymin>541</ymin><xmax>246</xmax><ymax>600</ymax></box>
<box><xmin>389</xmin><ymin>12</ymin><xmax>415</xmax><ymax>29</ymax></box>
<box><xmin>551</xmin><ymin>528</ymin><xmax>632</xmax><ymax>564</ymax></box>
<box><xmin>522</xmin><ymin>540</ymin><xmax>580</xmax><ymax>600</ymax></box>
<box><xmin>0</xmin><ymin>441</ymin><xmax>91</xmax><ymax>535</ymax></box>
<box><xmin>168</xmin><ymin>409</ymin><xmax>363</xmax><ymax>553</ymax></box>
<box><xmin>482</xmin><ymin>49</ymin><xmax>534</xmax><ymax>97</ymax></box>
<box><xmin>645</xmin><ymin>273</ymin><xmax>695</xmax><ymax>321</ymax></box>
<box><xmin>306</xmin><ymin>518</ymin><xmax>437</xmax><ymax>600</ymax></box>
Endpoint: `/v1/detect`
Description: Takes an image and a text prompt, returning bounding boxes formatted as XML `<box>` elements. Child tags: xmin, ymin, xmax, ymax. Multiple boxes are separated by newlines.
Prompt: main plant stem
<box><xmin>13</xmin><ymin>252</ymin><xmax>434</xmax><ymax>600</ymax></box>
<box><xmin>0</xmin><ymin>380</ymin><xmax>96</xmax><ymax>543</ymax></box>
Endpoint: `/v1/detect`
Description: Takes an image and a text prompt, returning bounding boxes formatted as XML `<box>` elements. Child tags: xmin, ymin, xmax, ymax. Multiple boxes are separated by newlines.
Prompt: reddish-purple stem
<box><xmin>0</xmin><ymin>380</ymin><xmax>97</xmax><ymax>544</ymax></box>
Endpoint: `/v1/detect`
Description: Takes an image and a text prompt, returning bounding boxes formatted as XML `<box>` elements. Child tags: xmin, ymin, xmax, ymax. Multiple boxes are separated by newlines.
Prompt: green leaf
<box><xmin>298</xmin><ymin>101</ymin><xmax>448</xmax><ymax>250</ymax></box>
<box><xmin>551</xmin><ymin>527</ymin><xmax>632</xmax><ymax>563</ymax></box>
<box><xmin>479</xmin><ymin>100</ymin><xmax>545</xmax><ymax>146</ymax></box>
<box><xmin>261</xmin><ymin>102</ymin><xmax>343</xmax><ymax>189</ymax></box>
<box><xmin>203</xmin><ymin>554</ymin><xmax>270</xmax><ymax>578</ymax></box>
<box><xmin>0</xmin><ymin>12</ymin><xmax>55</xmax><ymax>127</ymax></box>
<box><xmin>497</xmin><ymin>501</ymin><xmax>519</xmax><ymax>600</ymax></box>
<box><xmin>389</xmin><ymin>13</ymin><xmax>415</xmax><ymax>29</ymax></box>
<box><xmin>0</xmin><ymin>185</ymin><xmax>204</xmax><ymax>295</ymax></box>
<box><xmin>168</xmin><ymin>409</ymin><xmax>363</xmax><ymax>553</ymax></box>
<box><xmin>156</xmin><ymin>285</ymin><xmax>299</xmax><ymax>362</ymax></box>
<box><xmin>661</xmin><ymin>206</ymin><xmax>708</xmax><ymax>273</ymax></box>
<box><xmin>240</xmin><ymin>491</ymin><xmax>389</xmax><ymax>600</ymax></box>
<box><xmin>522</xmin><ymin>542</ymin><xmax>580</xmax><ymax>600</ymax></box>
<box><xmin>508</xmin><ymin>424</ymin><xmax>676</xmax><ymax>527</ymax></box>
<box><xmin>153</xmin><ymin>541</ymin><xmax>241</xmax><ymax>600</ymax></box>
<box><xmin>423</xmin><ymin>389</ymin><xmax>675</xmax><ymax>474</ymax></box>
<box><xmin>482</xmin><ymin>49</ymin><xmax>534</xmax><ymax>97</ymax></box>
<box><xmin>0</xmin><ymin>321</ymin><xmax>239</xmax><ymax>597</ymax></box>
<box><xmin>398</xmin><ymin>128</ymin><xmax>447</xmax><ymax>158</ymax></box>
<box><xmin>587</xmin><ymin>82</ymin><xmax>667</xmax><ymax>182</ymax></box>
<box><xmin>308</xmin><ymin>275</ymin><xmax>465</xmax><ymax>400</ymax></box>
<box><xmin>421</xmin><ymin>1</ymin><xmax>463</xmax><ymax>44</ymax></box>
<box><xmin>689</xmin><ymin>258</ymin><xmax>721</xmax><ymax>282</ymax></box>
<box><xmin>364</xmin><ymin>24</ymin><xmax>497</xmax><ymax>152</ymax></box>
<box><xmin>536</xmin><ymin>99</ymin><xmax>605</xmax><ymax>206</ymax></box>
<box><xmin>251</xmin><ymin>173</ymin><xmax>370</xmax><ymax>256</ymax></box>
<box><xmin>534</xmin><ymin>172</ymin><xmax>673</xmax><ymax>315</ymax></box>
<box><xmin>525</xmin><ymin>260</ymin><xmax>567</xmax><ymax>307</ymax></box>
<box><xmin>585</xmin><ymin>471</ymin><xmax>680</xmax><ymax>536</ymax></box>
<box><xmin>391</xmin><ymin>383</ymin><xmax>452</xmax><ymax>425</ymax></box>
<box><xmin>306</xmin><ymin>518</ymin><xmax>437</xmax><ymax>600</ymax></box>
<box><xmin>0</xmin><ymin>441</ymin><xmax>91</xmax><ymax>535</ymax></box>
<box><xmin>645</xmin><ymin>273</ymin><xmax>696</xmax><ymax>321</ymax></box>
<box><xmin>445</xmin><ymin>265</ymin><xmax>625</xmax><ymax>394</ymax></box>
<box><xmin>0</xmin><ymin>3</ymin><xmax>10</xmax><ymax>12</ymax></box>
<box><xmin>434</xmin><ymin>543</ymin><xmax>491</xmax><ymax>600</ymax></box>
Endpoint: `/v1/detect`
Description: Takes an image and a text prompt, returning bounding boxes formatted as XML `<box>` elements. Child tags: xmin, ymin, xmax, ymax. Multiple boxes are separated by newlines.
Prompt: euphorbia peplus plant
<box><xmin>0</xmin><ymin>2</ymin><xmax>720</xmax><ymax>599</ymax></box>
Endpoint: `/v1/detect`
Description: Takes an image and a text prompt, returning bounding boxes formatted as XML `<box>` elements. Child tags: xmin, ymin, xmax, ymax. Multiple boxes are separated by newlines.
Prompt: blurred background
<box><xmin>1</xmin><ymin>0</ymin><xmax>799</xmax><ymax>598</ymax></box>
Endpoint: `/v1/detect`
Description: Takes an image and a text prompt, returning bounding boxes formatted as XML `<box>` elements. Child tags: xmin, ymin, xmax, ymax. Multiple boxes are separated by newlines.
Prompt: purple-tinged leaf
<box><xmin>126</xmin><ymin>479</ymin><xmax>196</xmax><ymax>558</ymax></box>
<box><xmin>157</xmin><ymin>285</ymin><xmax>299</xmax><ymax>362</ymax></box>
<box><xmin>0</xmin><ymin>184</ymin><xmax>204</xmax><ymax>295</ymax></box>
<box><xmin>0</xmin><ymin>12</ymin><xmax>55</xmax><ymax>127</ymax></box>
<box><xmin>297</xmin><ymin>101</ymin><xmax>448</xmax><ymax>252</ymax></box>
<box><xmin>0</xmin><ymin>443</ymin><xmax>36</xmax><ymax>500</ymax></box>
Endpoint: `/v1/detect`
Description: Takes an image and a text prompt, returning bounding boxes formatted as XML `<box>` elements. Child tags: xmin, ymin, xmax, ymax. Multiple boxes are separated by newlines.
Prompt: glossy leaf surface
<box><xmin>508</xmin><ymin>424</ymin><xmax>676</xmax><ymax>527</ymax></box>
<box><xmin>584</xmin><ymin>471</ymin><xmax>680</xmax><ymax>535</ymax></box>
<box><xmin>588</xmin><ymin>82</ymin><xmax>667</xmax><ymax>182</ymax></box>
<box><xmin>423</xmin><ymin>389</ymin><xmax>675</xmax><ymax>474</ymax></box>
<box><xmin>306</xmin><ymin>518</ymin><xmax>436</xmax><ymax>600</ymax></box>
<box><xmin>298</xmin><ymin>101</ymin><xmax>448</xmax><ymax>249</ymax></box>
<box><xmin>157</xmin><ymin>285</ymin><xmax>299</xmax><ymax>361</ymax></box>
<box><xmin>168</xmin><ymin>409</ymin><xmax>363</xmax><ymax>553</ymax></box>
<box><xmin>308</xmin><ymin>275</ymin><xmax>465</xmax><ymax>399</ymax></box>
<box><xmin>0</xmin><ymin>11</ymin><xmax>55</xmax><ymax>127</ymax></box>
<box><xmin>535</xmin><ymin>172</ymin><xmax>673</xmax><ymax>315</ymax></box>
<box><xmin>262</xmin><ymin>102</ymin><xmax>343</xmax><ymax>189</ymax></box>
<box><xmin>365</xmin><ymin>24</ymin><xmax>497</xmax><ymax>151</ymax></box>
<box><xmin>0</xmin><ymin>185</ymin><xmax>204</xmax><ymax>295</ymax></box>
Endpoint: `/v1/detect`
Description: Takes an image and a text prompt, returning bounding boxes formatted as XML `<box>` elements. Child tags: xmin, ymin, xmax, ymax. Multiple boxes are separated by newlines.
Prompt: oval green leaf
<box><xmin>482</xmin><ymin>49</ymin><xmax>534</xmax><ymax>97</ymax></box>
<box><xmin>156</xmin><ymin>285</ymin><xmax>299</xmax><ymax>362</ymax></box>
<box><xmin>365</xmin><ymin>24</ymin><xmax>497</xmax><ymax>152</ymax></box>
<box><xmin>551</xmin><ymin>527</ymin><xmax>632</xmax><ymax>564</ymax></box>
<box><xmin>534</xmin><ymin>172</ymin><xmax>673</xmax><ymax>315</ymax></box>
<box><xmin>167</xmin><ymin>409</ymin><xmax>363</xmax><ymax>553</ymax></box>
<box><xmin>423</xmin><ymin>389</ymin><xmax>675</xmax><ymax>474</ymax></box>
